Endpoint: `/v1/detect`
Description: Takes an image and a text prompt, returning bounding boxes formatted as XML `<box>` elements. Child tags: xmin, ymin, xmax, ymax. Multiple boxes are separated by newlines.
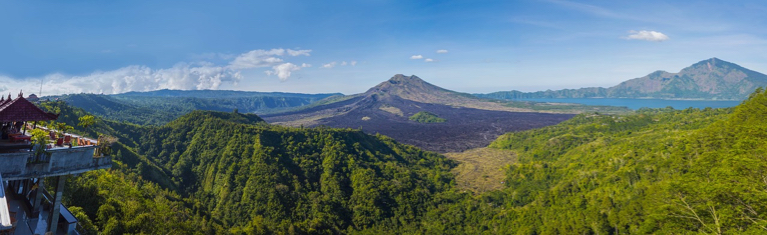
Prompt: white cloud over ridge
<box><xmin>625</xmin><ymin>30</ymin><xmax>669</xmax><ymax>42</ymax></box>
<box><xmin>0</xmin><ymin>48</ymin><xmax>312</xmax><ymax>95</ymax></box>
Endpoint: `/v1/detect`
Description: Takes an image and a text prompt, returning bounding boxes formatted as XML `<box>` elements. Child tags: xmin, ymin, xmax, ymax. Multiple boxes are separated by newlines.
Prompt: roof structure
<box><xmin>0</xmin><ymin>92</ymin><xmax>58</xmax><ymax>122</ymax></box>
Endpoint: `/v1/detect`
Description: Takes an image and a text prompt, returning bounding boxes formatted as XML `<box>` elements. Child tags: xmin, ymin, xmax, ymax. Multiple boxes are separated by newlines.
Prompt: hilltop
<box><xmin>479</xmin><ymin>58</ymin><xmax>767</xmax><ymax>100</ymax></box>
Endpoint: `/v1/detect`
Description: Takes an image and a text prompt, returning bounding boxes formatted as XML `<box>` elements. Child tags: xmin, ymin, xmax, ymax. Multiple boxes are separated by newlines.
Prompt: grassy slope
<box><xmin>444</xmin><ymin>148</ymin><xmax>516</xmax><ymax>194</ymax></box>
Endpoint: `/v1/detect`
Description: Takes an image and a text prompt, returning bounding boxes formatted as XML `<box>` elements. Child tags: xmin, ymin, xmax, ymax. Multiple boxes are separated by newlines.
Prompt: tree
<box><xmin>78</xmin><ymin>115</ymin><xmax>96</xmax><ymax>133</ymax></box>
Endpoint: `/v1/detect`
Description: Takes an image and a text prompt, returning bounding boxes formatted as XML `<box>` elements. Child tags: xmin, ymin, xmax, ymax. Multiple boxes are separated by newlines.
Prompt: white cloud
<box><xmin>322</xmin><ymin>62</ymin><xmax>337</xmax><ymax>68</ymax></box>
<box><xmin>228</xmin><ymin>49</ymin><xmax>285</xmax><ymax>69</ymax></box>
<box><xmin>624</xmin><ymin>30</ymin><xmax>669</xmax><ymax>42</ymax></box>
<box><xmin>287</xmin><ymin>49</ymin><xmax>312</xmax><ymax>56</ymax></box>
<box><xmin>350</xmin><ymin>61</ymin><xmax>357</xmax><ymax>66</ymax></box>
<box><xmin>1</xmin><ymin>47</ymin><xmax>313</xmax><ymax>95</ymax></box>
<box><xmin>266</xmin><ymin>63</ymin><xmax>301</xmax><ymax>81</ymax></box>
<box><xmin>436</xmin><ymin>49</ymin><xmax>448</xmax><ymax>54</ymax></box>
<box><xmin>424</xmin><ymin>58</ymin><xmax>435</xmax><ymax>62</ymax></box>
<box><xmin>341</xmin><ymin>61</ymin><xmax>348</xmax><ymax>66</ymax></box>
<box><xmin>228</xmin><ymin>48</ymin><xmax>311</xmax><ymax>69</ymax></box>
<box><xmin>410</xmin><ymin>55</ymin><xmax>423</xmax><ymax>59</ymax></box>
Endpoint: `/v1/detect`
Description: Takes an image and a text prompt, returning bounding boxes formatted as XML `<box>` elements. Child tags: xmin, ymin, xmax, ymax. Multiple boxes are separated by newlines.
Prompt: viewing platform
<box><xmin>0</xmin><ymin>145</ymin><xmax>112</xmax><ymax>181</ymax></box>
<box><xmin>0</xmin><ymin>92</ymin><xmax>113</xmax><ymax>235</ymax></box>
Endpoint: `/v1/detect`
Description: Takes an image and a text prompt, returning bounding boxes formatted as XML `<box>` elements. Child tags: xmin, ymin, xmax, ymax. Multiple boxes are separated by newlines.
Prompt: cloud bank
<box><xmin>625</xmin><ymin>30</ymin><xmax>669</xmax><ymax>42</ymax></box>
<box><xmin>0</xmin><ymin>48</ymin><xmax>312</xmax><ymax>95</ymax></box>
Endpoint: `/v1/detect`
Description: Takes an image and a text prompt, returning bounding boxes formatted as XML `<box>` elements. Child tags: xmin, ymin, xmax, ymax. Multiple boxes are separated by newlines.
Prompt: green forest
<box><xmin>409</xmin><ymin>111</ymin><xmax>446</xmax><ymax>123</ymax></box>
<box><xmin>39</xmin><ymin>88</ymin><xmax>767</xmax><ymax>234</ymax></box>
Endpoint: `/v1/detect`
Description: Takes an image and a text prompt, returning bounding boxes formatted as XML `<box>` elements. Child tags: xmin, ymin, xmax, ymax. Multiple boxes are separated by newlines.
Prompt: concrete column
<box><xmin>32</xmin><ymin>178</ymin><xmax>44</xmax><ymax>217</ymax></box>
<box><xmin>22</xmin><ymin>179</ymin><xmax>29</xmax><ymax>195</ymax></box>
<box><xmin>47</xmin><ymin>175</ymin><xmax>66</xmax><ymax>234</ymax></box>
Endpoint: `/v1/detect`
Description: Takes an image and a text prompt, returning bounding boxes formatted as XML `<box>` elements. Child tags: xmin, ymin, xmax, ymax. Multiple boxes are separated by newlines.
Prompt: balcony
<box><xmin>0</xmin><ymin>146</ymin><xmax>111</xmax><ymax>181</ymax></box>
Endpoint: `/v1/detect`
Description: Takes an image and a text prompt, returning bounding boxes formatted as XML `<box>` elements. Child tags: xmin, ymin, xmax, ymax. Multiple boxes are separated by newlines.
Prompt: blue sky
<box><xmin>1</xmin><ymin>0</ymin><xmax>766</xmax><ymax>95</ymax></box>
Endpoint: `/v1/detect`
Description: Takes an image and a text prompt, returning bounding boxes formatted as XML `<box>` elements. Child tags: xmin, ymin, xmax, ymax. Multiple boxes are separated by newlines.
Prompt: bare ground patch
<box><xmin>444</xmin><ymin>147</ymin><xmax>517</xmax><ymax>194</ymax></box>
<box><xmin>379</xmin><ymin>104</ymin><xmax>404</xmax><ymax>116</ymax></box>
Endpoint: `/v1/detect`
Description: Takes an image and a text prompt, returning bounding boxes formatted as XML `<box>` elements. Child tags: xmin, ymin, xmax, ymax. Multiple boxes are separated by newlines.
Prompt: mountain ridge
<box><xmin>479</xmin><ymin>58</ymin><xmax>767</xmax><ymax>100</ymax></box>
<box><xmin>54</xmin><ymin>91</ymin><xmax>338</xmax><ymax>125</ymax></box>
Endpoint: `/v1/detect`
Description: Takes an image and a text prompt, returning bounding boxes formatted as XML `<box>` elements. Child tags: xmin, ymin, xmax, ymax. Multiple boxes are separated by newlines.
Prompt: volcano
<box><xmin>262</xmin><ymin>74</ymin><xmax>575</xmax><ymax>152</ymax></box>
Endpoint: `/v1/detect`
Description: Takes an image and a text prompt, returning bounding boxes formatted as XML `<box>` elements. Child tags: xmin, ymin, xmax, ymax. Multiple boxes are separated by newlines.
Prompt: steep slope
<box><xmin>263</xmin><ymin>74</ymin><xmax>599</xmax><ymax>152</ymax></box>
<box><xmin>480</xmin><ymin>58</ymin><xmax>767</xmax><ymax>100</ymax></box>
<box><xmin>46</xmin><ymin>104</ymin><xmax>458</xmax><ymax>234</ymax></box>
<box><xmin>130</xmin><ymin>111</ymin><xmax>457</xmax><ymax>232</ymax></box>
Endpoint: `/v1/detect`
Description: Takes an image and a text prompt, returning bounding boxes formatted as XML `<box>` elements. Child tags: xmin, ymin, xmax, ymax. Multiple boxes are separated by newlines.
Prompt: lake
<box><xmin>519</xmin><ymin>98</ymin><xmax>742</xmax><ymax>110</ymax></box>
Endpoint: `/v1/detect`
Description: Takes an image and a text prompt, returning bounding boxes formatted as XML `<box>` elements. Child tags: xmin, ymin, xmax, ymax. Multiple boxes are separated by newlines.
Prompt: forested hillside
<box><xmin>486</xmin><ymin>88</ymin><xmax>767</xmax><ymax>233</ymax></box>
<box><xmin>41</xmin><ymin>87</ymin><xmax>767</xmax><ymax>234</ymax></box>
<box><xmin>41</xmin><ymin>102</ymin><xmax>458</xmax><ymax>234</ymax></box>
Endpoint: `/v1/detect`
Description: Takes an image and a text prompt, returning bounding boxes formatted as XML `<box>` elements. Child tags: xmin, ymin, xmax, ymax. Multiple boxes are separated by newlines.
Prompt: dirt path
<box><xmin>444</xmin><ymin>147</ymin><xmax>517</xmax><ymax>194</ymax></box>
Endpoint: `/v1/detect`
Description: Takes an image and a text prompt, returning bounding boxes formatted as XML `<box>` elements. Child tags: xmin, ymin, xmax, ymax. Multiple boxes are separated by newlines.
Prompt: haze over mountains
<box><xmin>478</xmin><ymin>58</ymin><xmax>767</xmax><ymax>100</ymax></box>
<box><xmin>54</xmin><ymin>90</ymin><xmax>340</xmax><ymax>125</ymax></box>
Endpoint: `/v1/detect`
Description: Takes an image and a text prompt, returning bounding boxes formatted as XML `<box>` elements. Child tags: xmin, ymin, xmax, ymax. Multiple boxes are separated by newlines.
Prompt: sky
<box><xmin>1</xmin><ymin>0</ymin><xmax>766</xmax><ymax>96</ymax></box>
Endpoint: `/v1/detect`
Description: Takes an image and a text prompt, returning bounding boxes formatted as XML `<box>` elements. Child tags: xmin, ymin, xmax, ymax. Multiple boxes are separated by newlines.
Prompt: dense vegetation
<box><xmin>484</xmin><ymin>88</ymin><xmax>767</xmax><ymax>233</ymax></box>
<box><xmin>41</xmin><ymin>87</ymin><xmax>767</xmax><ymax>234</ymax></box>
<box><xmin>42</xmin><ymin>102</ymin><xmax>457</xmax><ymax>234</ymax></box>
<box><xmin>408</xmin><ymin>111</ymin><xmax>446</xmax><ymax>123</ymax></box>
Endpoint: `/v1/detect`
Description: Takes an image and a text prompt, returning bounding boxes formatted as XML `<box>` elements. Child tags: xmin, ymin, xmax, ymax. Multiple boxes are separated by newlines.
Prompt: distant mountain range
<box><xmin>54</xmin><ymin>90</ymin><xmax>340</xmax><ymax>125</ymax></box>
<box><xmin>478</xmin><ymin>58</ymin><xmax>767</xmax><ymax>100</ymax></box>
<box><xmin>117</xmin><ymin>89</ymin><xmax>340</xmax><ymax>99</ymax></box>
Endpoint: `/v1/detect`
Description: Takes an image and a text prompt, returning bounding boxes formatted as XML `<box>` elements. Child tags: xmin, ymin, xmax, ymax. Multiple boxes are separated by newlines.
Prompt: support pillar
<box><xmin>47</xmin><ymin>175</ymin><xmax>66</xmax><ymax>235</ymax></box>
<box><xmin>23</xmin><ymin>179</ymin><xmax>32</xmax><ymax>198</ymax></box>
<box><xmin>32</xmin><ymin>178</ymin><xmax>44</xmax><ymax>217</ymax></box>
